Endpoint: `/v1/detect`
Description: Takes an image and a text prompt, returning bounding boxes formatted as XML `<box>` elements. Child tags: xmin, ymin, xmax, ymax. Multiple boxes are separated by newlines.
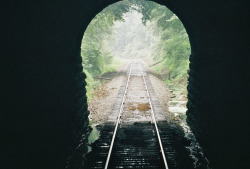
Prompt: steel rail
<box><xmin>140</xmin><ymin>61</ymin><xmax>169</xmax><ymax>169</ymax></box>
<box><xmin>104</xmin><ymin>63</ymin><xmax>132</xmax><ymax>169</ymax></box>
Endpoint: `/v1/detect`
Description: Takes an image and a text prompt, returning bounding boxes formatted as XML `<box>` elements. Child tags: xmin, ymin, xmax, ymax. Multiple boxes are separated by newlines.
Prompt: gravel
<box><xmin>88</xmin><ymin>59</ymin><xmax>175</xmax><ymax>124</ymax></box>
<box><xmin>88</xmin><ymin>75</ymin><xmax>126</xmax><ymax>124</ymax></box>
<box><xmin>148</xmin><ymin>74</ymin><xmax>174</xmax><ymax>122</ymax></box>
<box><xmin>88</xmin><ymin>59</ymin><xmax>130</xmax><ymax>124</ymax></box>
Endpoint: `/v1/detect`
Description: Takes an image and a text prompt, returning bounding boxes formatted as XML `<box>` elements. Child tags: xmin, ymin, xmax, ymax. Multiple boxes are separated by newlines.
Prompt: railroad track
<box><xmin>83</xmin><ymin>60</ymin><xmax>194</xmax><ymax>169</ymax></box>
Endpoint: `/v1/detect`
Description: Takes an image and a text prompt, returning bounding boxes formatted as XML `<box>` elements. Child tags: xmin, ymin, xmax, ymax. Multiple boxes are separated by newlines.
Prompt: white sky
<box><xmin>110</xmin><ymin>10</ymin><xmax>156</xmax><ymax>59</ymax></box>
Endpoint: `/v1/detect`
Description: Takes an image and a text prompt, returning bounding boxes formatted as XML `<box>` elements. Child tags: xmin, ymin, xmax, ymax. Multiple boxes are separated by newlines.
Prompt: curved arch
<box><xmin>74</xmin><ymin>0</ymin><xmax>194</xmax><ymax>62</ymax></box>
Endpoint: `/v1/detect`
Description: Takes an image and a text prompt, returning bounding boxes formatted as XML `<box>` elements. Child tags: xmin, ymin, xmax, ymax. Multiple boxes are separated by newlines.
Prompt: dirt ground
<box><xmin>88</xmin><ymin>75</ymin><xmax>126</xmax><ymax>124</ymax></box>
<box><xmin>148</xmin><ymin>74</ymin><xmax>174</xmax><ymax>122</ymax></box>
<box><xmin>88</xmin><ymin>59</ymin><xmax>173</xmax><ymax>124</ymax></box>
<box><xmin>88</xmin><ymin>59</ymin><xmax>130</xmax><ymax>124</ymax></box>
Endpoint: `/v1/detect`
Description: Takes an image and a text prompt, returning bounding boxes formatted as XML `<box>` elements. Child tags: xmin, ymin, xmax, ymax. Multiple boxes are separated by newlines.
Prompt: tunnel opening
<box><xmin>78</xmin><ymin>1</ymin><xmax>211</xmax><ymax>168</ymax></box>
<box><xmin>75</xmin><ymin>1</ymin><xmax>250</xmax><ymax>167</ymax></box>
<box><xmin>81</xmin><ymin>0</ymin><xmax>191</xmax><ymax>125</ymax></box>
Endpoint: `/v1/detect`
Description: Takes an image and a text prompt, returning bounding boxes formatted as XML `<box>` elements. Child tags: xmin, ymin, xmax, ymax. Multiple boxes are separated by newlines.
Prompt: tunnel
<box><xmin>0</xmin><ymin>0</ymin><xmax>249</xmax><ymax>169</ymax></box>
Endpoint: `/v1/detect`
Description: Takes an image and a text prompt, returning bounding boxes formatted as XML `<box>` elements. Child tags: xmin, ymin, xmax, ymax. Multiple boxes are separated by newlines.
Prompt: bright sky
<box><xmin>111</xmin><ymin>10</ymin><xmax>156</xmax><ymax>59</ymax></box>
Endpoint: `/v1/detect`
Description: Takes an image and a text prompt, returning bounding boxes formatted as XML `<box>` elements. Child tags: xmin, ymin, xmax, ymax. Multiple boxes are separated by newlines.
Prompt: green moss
<box><xmin>89</xmin><ymin>120</ymin><xmax>93</xmax><ymax>126</ymax></box>
<box><xmin>179</xmin><ymin>114</ymin><xmax>187</xmax><ymax>120</ymax></box>
<box><xmin>84</xmin><ymin>69</ymin><xmax>101</xmax><ymax>102</ymax></box>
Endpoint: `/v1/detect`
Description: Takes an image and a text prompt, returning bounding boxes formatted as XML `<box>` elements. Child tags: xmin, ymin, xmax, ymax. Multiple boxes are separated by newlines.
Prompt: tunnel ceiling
<box><xmin>0</xmin><ymin>0</ymin><xmax>250</xmax><ymax>169</ymax></box>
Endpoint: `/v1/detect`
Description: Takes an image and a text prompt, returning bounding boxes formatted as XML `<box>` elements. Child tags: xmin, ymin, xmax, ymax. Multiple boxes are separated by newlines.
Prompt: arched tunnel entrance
<box><xmin>81</xmin><ymin>2</ymin><xmax>195</xmax><ymax>168</ymax></box>
<box><xmin>0</xmin><ymin>0</ymin><xmax>249</xmax><ymax>169</ymax></box>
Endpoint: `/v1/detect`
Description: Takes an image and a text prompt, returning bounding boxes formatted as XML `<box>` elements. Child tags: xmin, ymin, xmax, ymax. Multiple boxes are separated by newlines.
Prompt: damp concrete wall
<box><xmin>0</xmin><ymin>0</ymin><xmax>249</xmax><ymax>169</ymax></box>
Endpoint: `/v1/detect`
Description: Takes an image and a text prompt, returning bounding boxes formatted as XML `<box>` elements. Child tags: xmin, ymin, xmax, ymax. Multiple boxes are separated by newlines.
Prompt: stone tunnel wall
<box><xmin>0</xmin><ymin>0</ymin><xmax>249</xmax><ymax>169</ymax></box>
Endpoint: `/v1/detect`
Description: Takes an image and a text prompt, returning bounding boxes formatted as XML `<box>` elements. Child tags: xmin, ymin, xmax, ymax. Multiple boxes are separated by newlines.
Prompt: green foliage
<box><xmin>179</xmin><ymin>114</ymin><xmax>187</xmax><ymax>120</ymax></box>
<box><xmin>83</xmin><ymin>69</ymin><xmax>101</xmax><ymax>102</ymax></box>
<box><xmin>81</xmin><ymin>2</ymin><xmax>129</xmax><ymax>77</ymax></box>
<box><xmin>145</xmin><ymin>4</ymin><xmax>191</xmax><ymax>88</ymax></box>
<box><xmin>81</xmin><ymin>0</ymin><xmax>191</xmax><ymax>100</ymax></box>
<box><xmin>81</xmin><ymin>2</ymin><xmax>133</xmax><ymax>100</ymax></box>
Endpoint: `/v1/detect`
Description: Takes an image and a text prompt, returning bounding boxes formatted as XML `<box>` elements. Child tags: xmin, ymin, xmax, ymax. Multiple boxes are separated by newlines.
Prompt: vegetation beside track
<box><xmin>81</xmin><ymin>0</ymin><xmax>190</xmax><ymax>101</ymax></box>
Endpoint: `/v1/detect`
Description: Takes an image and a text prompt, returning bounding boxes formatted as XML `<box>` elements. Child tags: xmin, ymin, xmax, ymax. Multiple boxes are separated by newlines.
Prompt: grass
<box><xmin>102</xmin><ymin>57</ymin><xmax>125</xmax><ymax>75</ymax></box>
<box><xmin>84</xmin><ymin>69</ymin><xmax>101</xmax><ymax>102</ymax></box>
<box><xmin>179</xmin><ymin>114</ymin><xmax>187</xmax><ymax>120</ymax></box>
<box><xmin>89</xmin><ymin>119</ymin><xmax>93</xmax><ymax>126</ymax></box>
<box><xmin>147</xmin><ymin>59</ymin><xmax>188</xmax><ymax>96</ymax></box>
<box><xmin>84</xmin><ymin>57</ymin><xmax>125</xmax><ymax>102</ymax></box>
